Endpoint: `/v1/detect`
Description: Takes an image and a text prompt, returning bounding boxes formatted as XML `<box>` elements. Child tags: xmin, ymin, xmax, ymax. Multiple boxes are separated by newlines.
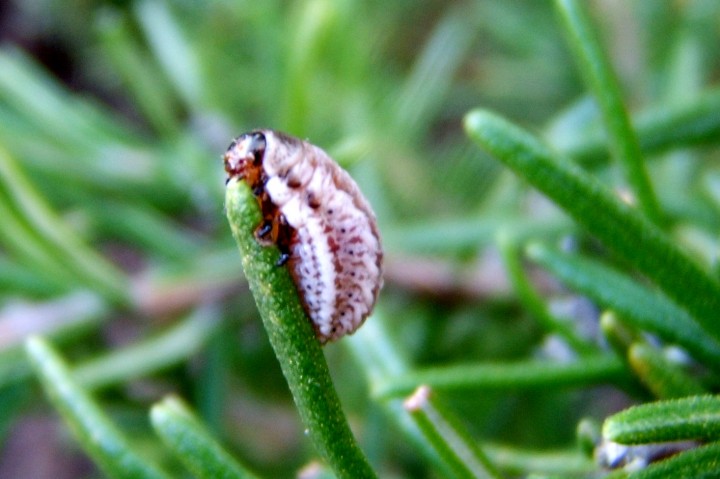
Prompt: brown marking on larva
<box><xmin>307</xmin><ymin>192</ymin><xmax>321</xmax><ymax>209</ymax></box>
<box><xmin>327</xmin><ymin>235</ymin><xmax>340</xmax><ymax>254</ymax></box>
<box><xmin>328</xmin><ymin>166</ymin><xmax>384</xmax><ymax>306</ymax></box>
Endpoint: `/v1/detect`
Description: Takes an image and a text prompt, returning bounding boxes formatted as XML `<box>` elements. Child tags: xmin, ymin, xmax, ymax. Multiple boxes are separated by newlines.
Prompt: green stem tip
<box><xmin>224</xmin><ymin>179</ymin><xmax>376</xmax><ymax>479</ymax></box>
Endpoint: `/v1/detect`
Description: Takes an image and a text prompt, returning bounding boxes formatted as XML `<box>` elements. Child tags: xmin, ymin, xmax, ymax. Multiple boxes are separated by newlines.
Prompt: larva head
<box><xmin>223</xmin><ymin>131</ymin><xmax>267</xmax><ymax>187</ymax></box>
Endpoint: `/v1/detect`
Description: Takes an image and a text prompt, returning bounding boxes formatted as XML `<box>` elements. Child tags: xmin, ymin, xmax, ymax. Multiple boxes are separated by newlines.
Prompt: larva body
<box><xmin>224</xmin><ymin>130</ymin><xmax>383</xmax><ymax>342</ymax></box>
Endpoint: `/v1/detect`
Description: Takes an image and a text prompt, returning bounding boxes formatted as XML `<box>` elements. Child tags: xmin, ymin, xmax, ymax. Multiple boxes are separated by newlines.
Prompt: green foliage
<box><xmin>150</xmin><ymin>396</ymin><xmax>260</xmax><ymax>479</ymax></box>
<box><xmin>555</xmin><ymin>0</ymin><xmax>661</xmax><ymax>224</ymax></box>
<box><xmin>25</xmin><ymin>337</ymin><xmax>170</xmax><ymax>479</ymax></box>
<box><xmin>2</xmin><ymin>1</ymin><xmax>720</xmax><ymax>477</ymax></box>
<box><xmin>464</xmin><ymin>109</ymin><xmax>720</xmax><ymax>339</ymax></box>
<box><xmin>604</xmin><ymin>396</ymin><xmax>720</xmax><ymax>444</ymax></box>
<box><xmin>620</xmin><ymin>442</ymin><xmax>720</xmax><ymax>479</ymax></box>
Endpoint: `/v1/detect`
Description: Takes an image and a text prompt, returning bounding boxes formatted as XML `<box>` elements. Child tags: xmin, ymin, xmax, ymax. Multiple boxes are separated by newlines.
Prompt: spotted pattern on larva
<box><xmin>223</xmin><ymin>130</ymin><xmax>383</xmax><ymax>343</ymax></box>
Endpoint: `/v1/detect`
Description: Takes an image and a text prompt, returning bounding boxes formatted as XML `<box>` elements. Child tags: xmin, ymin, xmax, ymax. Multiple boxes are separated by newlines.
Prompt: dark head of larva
<box><xmin>223</xmin><ymin>131</ymin><xmax>267</xmax><ymax>186</ymax></box>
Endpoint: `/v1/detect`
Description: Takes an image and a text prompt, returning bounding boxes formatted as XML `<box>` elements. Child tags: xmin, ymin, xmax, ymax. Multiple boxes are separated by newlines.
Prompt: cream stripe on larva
<box><xmin>224</xmin><ymin>130</ymin><xmax>383</xmax><ymax>343</ymax></box>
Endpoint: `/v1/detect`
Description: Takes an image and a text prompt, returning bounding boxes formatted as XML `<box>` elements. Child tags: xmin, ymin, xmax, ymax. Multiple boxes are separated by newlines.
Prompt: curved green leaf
<box><xmin>628</xmin><ymin>343</ymin><xmax>707</xmax><ymax>399</ymax></box>
<box><xmin>527</xmin><ymin>245</ymin><xmax>720</xmax><ymax>370</ymax></box>
<box><xmin>404</xmin><ymin>386</ymin><xmax>499</xmax><ymax>479</ymax></box>
<box><xmin>0</xmin><ymin>146</ymin><xmax>129</xmax><ymax>304</ymax></box>
<box><xmin>150</xmin><ymin>395</ymin><xmax>260</xmax><ymax>479</ymax></box>
<box><xmin>604</xmin><ymin>395</ymin><xmax>720</xmax><ymax>444</ymax></box>
<box><xmin>224</xmin><ymin>179</ymin><xmax>376</xmax><ymax>479</ymax></box>
<box><xmin>374</xmin><ymin>355</ymin><xmax>627</xmax><ymax>399</ymax></box>
<box><xmin>74</xmin><ymin>307</ymin><xmax>222</xmax><ymax>391</ymax></box>
<box><xmin>25</xmin><ymin>336</ymin><xmax>169</xmax><ymax>479</ymax></box>
<box><xmin>555</xmin><ymin>0</ymin><xmax>661</xmax><ymax>223</ymax></box>
<box><xmin>565</xmin><ymin>88</ymin><xmax>720</xmax><ymax>166</ymax></box>
<box><xmin>624</xmin><ymin>442</ymin><xmax>720</xmax><ymax>479</ymax></box>
<box><xmin>498</xmin><ymin>237</ymin><xmax>595</xmax><ymax>355</ymax></box>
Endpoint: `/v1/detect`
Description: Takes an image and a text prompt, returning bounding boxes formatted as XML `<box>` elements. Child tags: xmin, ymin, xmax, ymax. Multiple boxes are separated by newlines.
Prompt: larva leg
<box><xmin>273</xmin><ymin>213</ymin><xmax>293</xmax><ymax>267</ymax></box>
<box><xmin>276</xmin><ymin>252</ymin><xmax>291</xmax><ymax>267</ymax></box>
<box><xmin>253</xmin><ymin>191</ymin><xmax>278</xmax><ymax>246</ymax></box>
<box><xmin>255</xmin><ymin>221</ymin><xmax>272</xmax><ymax>239</ymax></box>
<box><xmin>253</xmin><ymin>201</ymin><xmax>293</xmax><ymax>267</ymax></box>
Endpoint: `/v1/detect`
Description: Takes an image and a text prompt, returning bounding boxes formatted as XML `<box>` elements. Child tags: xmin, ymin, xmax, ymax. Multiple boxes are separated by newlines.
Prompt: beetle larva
<box><xmin>223</xmin><ymin>130</ymin><xmax>383</xmax><ymax>343</ymax></box>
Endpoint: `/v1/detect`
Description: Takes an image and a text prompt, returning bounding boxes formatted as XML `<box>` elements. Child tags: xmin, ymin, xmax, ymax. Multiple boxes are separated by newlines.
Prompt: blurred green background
<box><xmin>1</xmin><ymin>0</ymin><xmax>720</xmax><ymax>477</ymax></box>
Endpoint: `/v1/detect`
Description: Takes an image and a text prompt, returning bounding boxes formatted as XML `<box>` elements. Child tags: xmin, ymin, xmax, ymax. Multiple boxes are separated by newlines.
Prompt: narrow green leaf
<box><xmin>0</xmin><ymin>146</ymin><xmax>130</xmax><ymax>304</ymax></box>
<box><xmin>498</xmin><ymin>236</ymin><xmax>595</xmax><ymax>355</ymax></box>
<box><xmin>576</xmin><ymin>418</ymin><xmax>602</xmax><ymax>458</ymax></box>
<box><xmin>24</xmin><ymin>336</ymin><xmax>170</xmax><ymax>479</ymax></box>
<box><xmin>0</xmin><ymin>256</ymin><xmax>64</xmax><ymax>295</ymax></box>
<box><xmin>85</xmin><ymin>200</ymin><xmax>200</xmax><ymax>260</ymax></box>
<box><xmin>283</xmin><ymin>0</ymin><xmax>338</xmax><ymax>136</ymax></box>
<box><xmin>150</xmin><ymin>395</ymin><xmax>260</xmax><ymax>479</ymax></box>
<box><xmin>596</xmin><ymin>314</ymin><xmax>648</xmax><ymax>398</ymax></box>
<box><xmin>346</xmin><ymin>316</ymin><xmax>458</xmax><ymax>479</ymax></box>
<box><xmin>482</xmin><ymin>443</ymin><xmax>595</xmax><ymax>476</ymax></box>
<box><xmin>0</xmin><ymin>49</ymin><xmax>137</xmax><ymax>148</ymax></box>
<box><xmin>554</xmin><ymin>0</ymin><xmax>661</xmax><ymax>223</ymax></box>
<box><xmin>623</xmin><ymin>442</ymin><xmax>720</xmax><ymax>479</ymax></box>
<box><xmin>134</xmin><ymin>0</ymin><xmax>202</xmax><ymax>108</ymax></box>
<box><xmin>96</xmin><ymin>10</ymin><xmax>180</xmax><ymax>136</ymax></box>
<box><xmin>384</xmin><ymin>214</ymin><xmax>571</xmax><ymax>255</ymax></box>
<box><xmin>74</xmin><ymin>307</ymin><xmax>222</xmax><ymax>391</ymax></box>
<box><xmin>404</xmin><ymin>386</ymin><xmax>500</xmax><ymax>479</ymax></box>
<box><xmin>599</xmin><ymin>311</ymin><xmax>642</xmax><ymax>359</ymax></box>
<box><xmin>0</xmin><ymin>291</ymin><xmax>108</xmax><ymax>389</ymax></box>
<box><xmin>604</xmin><ymin>395</ymin><xmax>720</xmax><ymax>444</ymax></box>
<box><xmin>566</xmin><ymin>88</ymin><xmax>720</xmax><ymax>166</ymax></box>
<box><xmin>224</xmin><ymin>179</ymin><xmax>377</xmax><ymax>479</ymax></box>
<box><xmin>627</xmin><ymin>343</ymin><xmax>707</xmax><ymax>399</ymax></box>
<box><xmin>464</xmin><ymin>109</ymin><xmax>720</xmax><ymax>342</ymax></box>
<box><xmin>374</xmin><ymin>355</ymin><xmax>627</xmax><ymax>399</ymax></box>
<box><xmin>527</xmin><ymin>245</ymin><xmax>720</xmax><ymax>370</ymax></box>
<box><xmin>524</xmin><ymin>475</ymin><xmax>575</xmax><ymax>479</ymax></box>
<box><xmin>394</xmin><ymin>6</ymin><xmax>475</xmax><ymax>139</ymax></box>
<box><xmin>0</xmin><ymin>188</ymin><xmax>80</xmax><ymax>293</ymax></box>
<box><xmin>0</xmin><ymin>290</ymin><xmax>107</xmax><ymax>350</ymax></box>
